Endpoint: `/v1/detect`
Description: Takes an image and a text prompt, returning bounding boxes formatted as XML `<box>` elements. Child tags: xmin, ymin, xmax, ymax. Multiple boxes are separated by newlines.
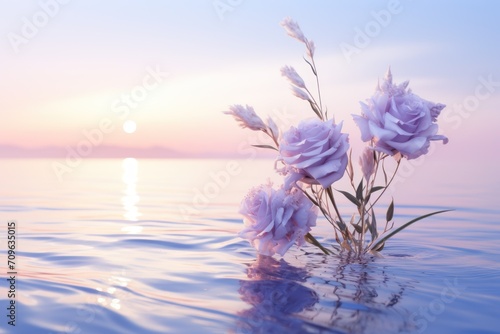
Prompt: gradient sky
<box><xmin>1</xmin><ymin>0</ymin><xmax>499</xmax><ymax>158</ymax></box>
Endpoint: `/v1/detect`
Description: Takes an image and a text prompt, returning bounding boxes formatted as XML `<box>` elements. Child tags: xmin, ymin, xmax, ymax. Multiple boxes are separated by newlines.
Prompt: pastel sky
<box><xmin>1</xmin><ymin>0</ymin><xmax>499</xmax><ymax>158</ymax></box>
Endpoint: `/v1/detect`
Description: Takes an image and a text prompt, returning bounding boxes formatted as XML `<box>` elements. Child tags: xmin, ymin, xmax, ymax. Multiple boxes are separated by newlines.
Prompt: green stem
<box><xmin>310</xmin><ymin>56</ymin><xmax>323</xmax><ymax>115</ymax></box>
<box><xmin>366</xmin><ymin>159</ymin><xmax>400</xmax><ymax>213</ymax></box>
<box><xmin>304</xmin><ymin>87</ymin><xmax>323</xmax><ymax>121</ymax></box>
<box><xmin>326</xmin><ymin>186</ymin><xmax>346</xmax><ymax>229</ymax></box>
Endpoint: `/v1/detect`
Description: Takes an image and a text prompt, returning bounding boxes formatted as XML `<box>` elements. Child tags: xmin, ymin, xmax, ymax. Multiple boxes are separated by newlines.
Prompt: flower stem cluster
<box><xmin>224</xmin><ymin>18</ymin><xmax>451</xmax><ymax>258</ymax></box>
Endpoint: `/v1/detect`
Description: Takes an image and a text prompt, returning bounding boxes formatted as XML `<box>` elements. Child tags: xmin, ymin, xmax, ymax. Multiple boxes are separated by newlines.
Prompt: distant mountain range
<box><xmin>0</xmin><ymin>144</ymin><xmax>187</xmax><ymax>158</ymax></box>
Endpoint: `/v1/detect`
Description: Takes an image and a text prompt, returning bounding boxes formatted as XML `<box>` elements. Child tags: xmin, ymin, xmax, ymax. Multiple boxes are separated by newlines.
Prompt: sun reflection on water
<box><xmin>94</xmin><ymin>159</ymin><xmax>139</xmax><ymax>313</ymax></box>
<box><xmin>104</xmin><ymin>159</ymin><xmax>139</xmax><ymax>310</ymax></box>
<box><xmin>95</xmin><ymin>272</ymin><xmax>132</xmax><ymax>311</ymax></box>
<box><xmin>121</xmin><ymin>158</ymin><xmax>143</xmax><ymax>230</ymax></box>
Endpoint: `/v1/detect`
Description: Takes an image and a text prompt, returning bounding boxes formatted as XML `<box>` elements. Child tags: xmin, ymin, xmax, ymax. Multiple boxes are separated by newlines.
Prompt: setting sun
<box><xmin>123</xmin><ymin>120</ymin><xmax>137</xmax><ymax>134</ymax></box>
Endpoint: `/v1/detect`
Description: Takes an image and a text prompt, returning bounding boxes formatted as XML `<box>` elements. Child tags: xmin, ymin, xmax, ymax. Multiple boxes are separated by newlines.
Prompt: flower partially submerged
<box><xmin>278</xmin><ymin>118</ymin><xmax>349</xmax><ymax>189</ymax></box>
<box><xmin>353</xmin><ymin>69</ymin><xmax>448</xmax><ymax>160</ymax></box>
<box><xmin>227</xmin><ymin>19</ymin><xmax>452</xmax><ymax>258</ymax></box>
<box><xmin>239</xmin><ymin>183</ymin><xmax>317</xmax><ymax>256</ymax></box>
<box><xmin>224</xmin><ymin>104</ymin><xmax>266</xmax><ymax>131</ymax></box>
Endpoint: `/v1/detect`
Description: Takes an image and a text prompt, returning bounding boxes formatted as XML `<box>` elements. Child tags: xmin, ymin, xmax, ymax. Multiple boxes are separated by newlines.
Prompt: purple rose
<box><xmin>353</xmin><ymin>69</ymin><xmax>448</xmax><ymax>160</ymax></box>
<box><xmin>239</xmin><ymin>184</ymin><xmax>317</xmax><ymax>256</ymax></box>
<box><xmin>278</xmin><ymin>118</ymin><xmax>349</xmax><ymax>189</ymax></box>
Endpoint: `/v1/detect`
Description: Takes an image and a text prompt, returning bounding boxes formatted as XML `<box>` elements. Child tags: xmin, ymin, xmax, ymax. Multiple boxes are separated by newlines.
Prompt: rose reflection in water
<box><xmin>236</xmin><ymin>255</ymin><xmax>322</xmax><ymax>334</ymax></box>
<box><xmin>236</xmin><ymin>253</ymin><xmax>415</xmax><ymax>334</ymax></box>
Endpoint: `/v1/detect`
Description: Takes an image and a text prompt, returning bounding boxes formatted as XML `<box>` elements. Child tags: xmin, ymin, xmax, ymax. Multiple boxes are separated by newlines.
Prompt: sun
<box><xmin>123</xmin><ymin>120</ymin><xmax>137</xmax><ymax>134</ymax></box>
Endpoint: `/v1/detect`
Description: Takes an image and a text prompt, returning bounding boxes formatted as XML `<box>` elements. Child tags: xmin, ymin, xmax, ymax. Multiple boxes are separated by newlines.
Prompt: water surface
<box><xmin>0</xmin><ymin>158</ymin><xmax>499</xmax><ymax>333</ymax></box>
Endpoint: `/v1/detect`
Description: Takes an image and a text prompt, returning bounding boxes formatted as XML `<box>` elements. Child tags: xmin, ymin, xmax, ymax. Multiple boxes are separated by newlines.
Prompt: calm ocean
<box><xmin>0</xmin><ymin>158</ymin><xmax>499</xmax><ymax>333</ymax></box>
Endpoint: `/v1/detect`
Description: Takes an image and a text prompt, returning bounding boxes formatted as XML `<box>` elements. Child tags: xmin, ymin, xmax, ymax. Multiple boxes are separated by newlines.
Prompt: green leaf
<box><xmin>251</xmin><ymin>144</ymin><xmax>278</xmax><ymax>151</ymax></box>
<box><xmin>364</xmin><ymin>186</ymin><xmax>383</xmax><ymax>204</ymax></box>
<box><xmin>386</xmin><ymin>199</ymin><xmax>394</xmax><ymax>222</ymax></box>
<box><xmin>347</xmin><ymin>149</ymin><xmax>354</xmax><ymax>182</ymax></box>
<box><xmin>382</xmin><ymin>159</ymin><xmax>388</xmax><ymax>184</ymax></box>
<box><xmin>368</xmin><ymin>209</ymin><xmax>453</xmax><ymax>252</ymax></box>
<box><xmin>370</xmin><ymin>186</ymin><xmax>385</xmax><ymax>194</ymax></box>
<box><xmin>352</xmin><ymin>223</ymin><xmax>363</xmax><ymax>234</ymax></box>
<box><xmin>372</xmin><ymin>241</ymin><xmax>385</xmax><ymax>252</ymax></box>
<box><xmin>336</xmin><ymin>219</ymin><xmax>347</xmax><ymax>232</ymax></box>
<box><xmin>356</xmin><ymin>179</ymin><xmax>364</xmax><ymax>201</ymax></box>
<box><xmin>337</xmin><ymin>190</ymin><xmax>361</xmax><ymax>207</ymax></box>
<box><xmin>369</xmin><ymin>208</ymin><xmax>378</xmax><ymax>240</ymax></box>
<box><xmin>305</xmin><ymin>233</ymin><xmax>333</xmax><ymax>255</ymax></box>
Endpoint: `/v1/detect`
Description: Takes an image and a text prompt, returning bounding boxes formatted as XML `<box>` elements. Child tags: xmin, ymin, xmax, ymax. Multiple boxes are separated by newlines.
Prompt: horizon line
<box><xmin>0</xmin><ymin>144</ymin><xmax>274</xmax><ymax>159</ymax></box>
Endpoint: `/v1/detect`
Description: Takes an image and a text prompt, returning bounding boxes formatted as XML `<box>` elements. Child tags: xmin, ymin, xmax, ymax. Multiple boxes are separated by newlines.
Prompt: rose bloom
<box><xmin>278</xmin><ymin>118</ymin><xmax>349</xmax><ymax>189</ymax></box>
<box><xmin>353</xmin><ymin>69</ymin><xmax>448</xmax><ymax>160</ymax></box>
<box><xmin>239</xmin><ymin>184</ymin><xmax>317</xmax><ymax>257</ymax></box>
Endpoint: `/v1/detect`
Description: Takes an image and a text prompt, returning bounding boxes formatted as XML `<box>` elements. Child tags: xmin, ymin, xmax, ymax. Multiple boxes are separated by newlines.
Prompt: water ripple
<box><xmin>1</xmin><ymin>159</ymin><xmax>499</xmax><ymax>333</ymax></box>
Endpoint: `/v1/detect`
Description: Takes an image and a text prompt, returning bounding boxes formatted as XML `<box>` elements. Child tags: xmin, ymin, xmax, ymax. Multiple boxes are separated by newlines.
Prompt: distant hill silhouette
<box><xmin>0</xmin><ymin>144</ymin><xmax>186</xmax><ymax>158</ymax></box>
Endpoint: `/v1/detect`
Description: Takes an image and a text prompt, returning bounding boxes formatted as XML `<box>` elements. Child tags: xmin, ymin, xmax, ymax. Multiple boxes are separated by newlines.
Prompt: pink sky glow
<box><xmin>1</xmin><ymin>2</ymin><xmax>499</xmax><ymax>159</ymax></box>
